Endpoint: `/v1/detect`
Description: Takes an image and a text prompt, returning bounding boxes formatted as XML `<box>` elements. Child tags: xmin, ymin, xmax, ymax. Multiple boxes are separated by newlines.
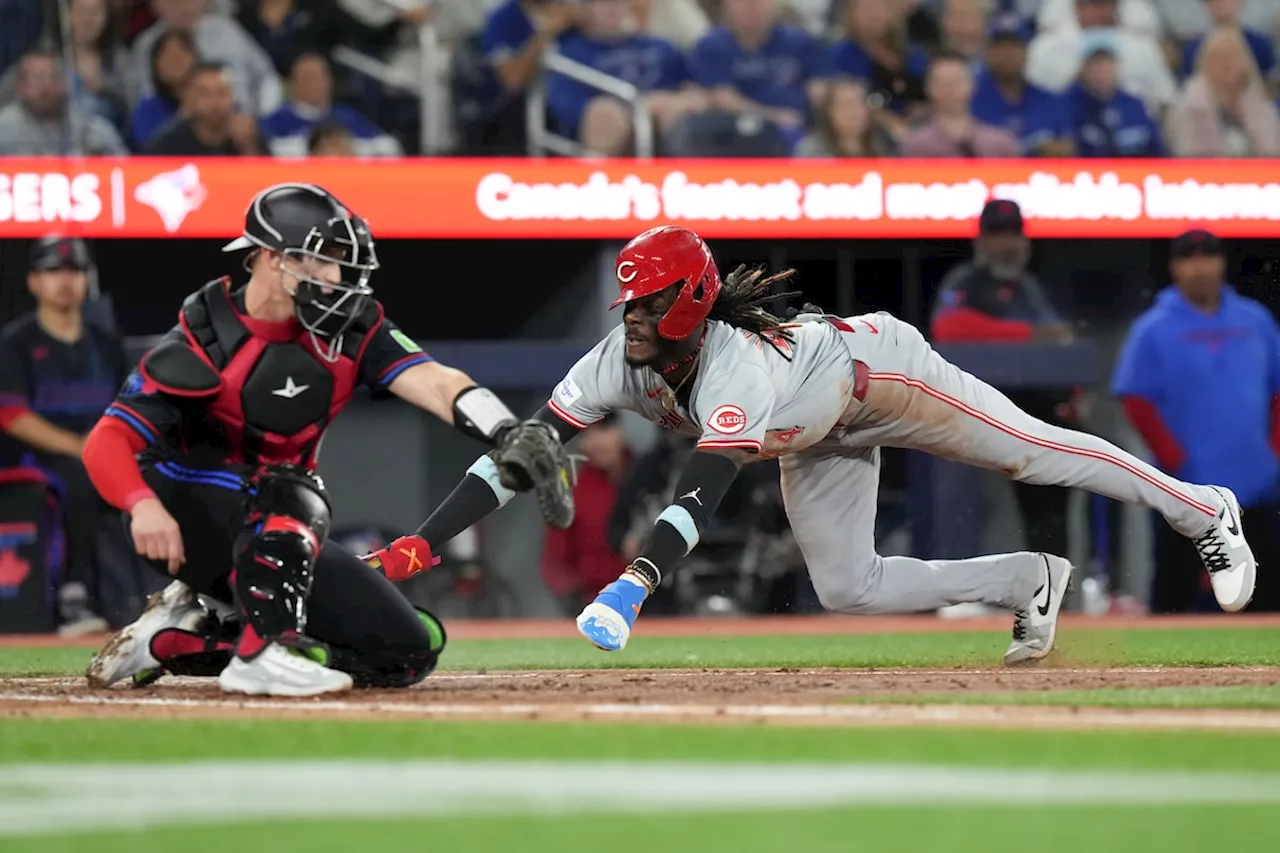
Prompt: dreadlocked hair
<box><xmin>708</xmin><ymin>265</ymin><xmax>803</xmax><ymax>359</ymax></box>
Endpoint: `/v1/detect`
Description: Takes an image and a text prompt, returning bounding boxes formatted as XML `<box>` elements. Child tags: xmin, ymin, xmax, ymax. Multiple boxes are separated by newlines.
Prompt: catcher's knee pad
<box><xmin>232</xmin><ymin>465</ymin><xmax>332</xmax><ymax>651</ymax></box>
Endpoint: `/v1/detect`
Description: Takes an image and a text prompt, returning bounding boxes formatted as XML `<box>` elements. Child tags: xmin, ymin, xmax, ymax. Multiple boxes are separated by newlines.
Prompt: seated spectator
<box><xmin>1038</xmin><ymin>0</ymin><xmax>1163</xmax><ymax>38</ymax></box>
<box><xmin>133</xmin><ymin>0</ymin><xmax>283</xmax><ymax>115</ymax></box>
<box><xmin>65</xmin><ymin>0</ymin><xmax>138</xmax><ymax>133</ymax></box>
<box><xmin>688</xmin><ymin>0</ymin><xmax>830</xmax><ymax>152</ymax></box>
<box><xmin>1166</xmin><ymin>27</ymin><xmax>1280</xmax><ymax>156</ymax></box>
<box><xmin>796</xmin><ymin>76</ymin><xmax>898</xmax><ymax>156</ymax></box>
<box><xmin>633</xmin><ymin>0</ymin><xmax>712</xmax><ymax>49</ymax></box>
<box><xmin>237</xmin><ymin>0</ymin><xmax>346</xmax><ymax>76</ymax></box>
<box><xmin>146</xmin><ymin>62</ymin><xmax>260</xmax><ymax>155</ymax></box>
<box><xmin>129</xmin><ymin>28</ymin><xmax>197</xmax><ymax>150</ymax></box>
<box><xmin>1027</xmin><ymin>0</ymin><xmax>1176</xmax><ymax>117</ymax></box>
<box><xmin>972</xmin><ymin>14</ymin><xmax>1075</xmax><ymax>155</ymax></box>
<box><xmin>1179</xmin><ymin>0</ymin><xmax>1274</xmax><ymax>81</ymax></box>
<box><xmin>940</xmin><ymin>0</ymin><xmax>988</xmax><ymax>66</ymax></box>
<box><xmin>547</xmin><ymin>0</ymin><xmax>704</xmax><ymax>156</ymax></box>
<box><xmin>540</xmin><ymin>413</ymin><xmax>630</xmax><ymax>615</ymax></box>
<box><xmin>1153</xmin><ymin>0</ymin><xmax>1278</xmax><ymax>45</ymax></box>
<box><xmin>900</xmin><ymin>50</ymin><xmax>1022</xmax><ymax>157</ymax></box>
<box><xmin>485</xmin><ymin>0</ymin><xmax>582</xmax><ymax>95</ymax></box>
<box><xmin>261</xmin><ymin>52</ymin><xmax>401</xmax><ymax>157</ymax></box>
<box><xmin>308</xmin><ymin>121</ymin><xmax>355</xmax><ymax>155</ymax></box>
<box><xmin>0</xmin><ymin>51</ymin><xmax>128</xmax><ymax>155</ymax></box>
<box><xmin>1063</xmin><ymin>32</ymin><xmax>1166</xmax><ymax>156</ymax></box>
<box><xmin>829</xmin><ymin>0</ymin><xmax>929</xmax><ymax>139</ymax></box>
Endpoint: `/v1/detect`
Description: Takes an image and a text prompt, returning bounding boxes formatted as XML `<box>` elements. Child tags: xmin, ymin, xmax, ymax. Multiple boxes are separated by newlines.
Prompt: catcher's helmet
<box><xmin>223</xmin><ymin>183</ymin><xmax>378</xmax><ymax>361</ymax></box>
<box><xmin>611</xmin><ymin>225</ymin><xmax>720</xmax><ymax>340</ymax></box>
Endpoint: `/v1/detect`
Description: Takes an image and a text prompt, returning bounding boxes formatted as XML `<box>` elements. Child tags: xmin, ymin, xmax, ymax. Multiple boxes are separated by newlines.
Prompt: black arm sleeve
<box><xmin>534</xmin><ymin>404</ymin><xmax>584</xmax><ymax>443</ymax></box>
<box><xmin>636</xmin><ymin>449</ymin><xmax>742</xmax><ymax>580</ymax></box>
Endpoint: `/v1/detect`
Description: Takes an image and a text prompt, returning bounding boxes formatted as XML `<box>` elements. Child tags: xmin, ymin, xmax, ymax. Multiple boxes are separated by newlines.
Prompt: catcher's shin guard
<box><xmin>232</xmin><ymin>465</ymin><xmax>332</xmax><ymax>659</ymax></box>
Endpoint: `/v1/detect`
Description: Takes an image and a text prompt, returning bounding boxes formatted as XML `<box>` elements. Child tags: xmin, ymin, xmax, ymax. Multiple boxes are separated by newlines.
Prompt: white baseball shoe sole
<box><xmin>85</xmin><ymin>581</ymin><xmax>206</xmax><ymax>688</ymax></box>
<box><xmin>1196</xmin><ymin>487</ymin><xmax>1256</xmax><ymax>613</ymax></box>
<box><xmin>1004</xmin><ymin>554</ymin><xmax>1073</xmax><ymax>666</ymax></box>
<box><xmin>217</xmin><ymin>643</ymin><xmax>353</xmax><ymax>698</ymax></box>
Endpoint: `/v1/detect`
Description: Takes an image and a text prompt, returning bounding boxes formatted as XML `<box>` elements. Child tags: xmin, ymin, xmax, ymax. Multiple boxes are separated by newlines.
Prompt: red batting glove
<box><xmin>362</xmin><ymin>535</ymin><xmax>441</xmax><ymax>582</ymax></box>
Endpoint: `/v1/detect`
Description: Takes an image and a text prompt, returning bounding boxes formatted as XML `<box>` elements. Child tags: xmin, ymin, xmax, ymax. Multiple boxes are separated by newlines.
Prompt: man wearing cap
<box><xmin>1026</xmin><ymin>0</ymin><xmax>1175</xmax><ymax>118</ymax></box>
<box><xmin>930</xmin><ymin>199</ymin><xmax>1079</xmax><ymax>565</ymax></box>
<box><xmin>1113</xmin><ymin>229</ymin><xmax>1280</xmax><ymax>612</ymax></box>
<box><xmin>0</xmin><ymin>237</ymin><xmax>131</xmax><ymax>634</ymax></box>
<box><xmin>971</xmin><ymin>14</ymin><xmax>1075</xmax><ymax>156</ymax></box>
<box><xmin>1063</xmin><ymin>30</ymin><xmax>1166</xmax><ymax>156</ymax></box>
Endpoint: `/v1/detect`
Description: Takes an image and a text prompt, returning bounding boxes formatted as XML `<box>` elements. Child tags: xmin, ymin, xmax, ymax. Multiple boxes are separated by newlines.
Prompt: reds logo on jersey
<box><xmin>707</xmin><ymin>404</ymin><xmax>747</xmax><ymax>435</ymax></box>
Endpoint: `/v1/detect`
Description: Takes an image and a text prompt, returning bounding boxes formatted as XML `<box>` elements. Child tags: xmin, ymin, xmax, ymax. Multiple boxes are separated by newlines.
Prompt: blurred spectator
<box><xmin>484</xmin><ymin>0</ymin><xmax>581</xmax><ymax>95</ymax></box>
<box><xmin>633</xmin><ymin>0</ymin><xmax>712</xmax><ymax>49</ymax></box>
<box><xmin>900</xmin><ymin>51</ymin><xmax>1021</xmax><ymax>157</ymax></box>
<box><xmin>1153</xmin><ymin>0</ymin><xmax>1278</xmax><ymax>44</ymax></box>
<box><xmin>940</xmin><ymin>0</ymin><xmax>989</xmax><ymax>65</ymax></box>
<box><xmin>1027</xmin><ymin>0</ymin><xmax>1176</xmax><ymax>116</ymax></box>
<box><xmin>0</xmin><ymin>0</ymin><xmax>47</xmax><ymax>80</ymax></box>
<box><xmin>129</xmin><ymin>28</ymin><xmax>197</xmax><ymax>149</ymax></box>
<box><xmin>829</xmin><ymin>0</ymin><xmax>929</xmax><ymax>139</ymax></box>
<box><xmin>1063</xmin><ymin>32</ymin><xmax>1166</xmax><ymax>155</ymax></box>
<box><xmin>64</xmin><ymin>0</ymin><xmax>138</xmax><ymax>132</ymax></box>
<box><xmin>1179</xmin><ymin>0</ymin><xmax>1275</xmax><ymax>80</ymax></box>
<box><xmin>899</xmin><ymin>0</ymin><xmax>945</xmax><ymax>49</ymax></box>
<box><xmin>307</xmin><ymin>120</ymin><xmax>355</xmax><ymax>155</ymax></box>
<box><xmin>1038</xmin><ymin>0</ymin><xmax>1163</xmax><ymax>38</ymax></box>
<box><xmin>0</xmin><ymin>237</ymin><xmax>138</xmax><ymax>634</ymax></box>
<box><xmin>540</xmin><ymin>413</ymin><xmax>630</xmax><ymax>614</ymax></box>
<box><xmin>971</xmin><ymin>14</ymin><xmax>1075</xmax><ymax>155</ymax></box>
<box><xmin>781</xmin><ymin>0</ymin><xmax>835</xmax><ymax>37</ymax></box>
<box><xmin>931</xmin><ymin>199</ymin><xmax>1079</xmax><ymax>565</ymax></box>
<box><xmin>796</xmin><ymin>76</ymin><xmax>897</xmax><ymax>155</ymax></box>
<box><xmin>0</xmin><ymin>51</ymin><xmax>128</xmax><ymax>155</ymax></box>
<box><xmin>1113</xmin><ymin>229</ymin><xmax>1280</xmax><ymax>613</ymax></box>
<box><xmin>1166</xmin><ymin>27</ymin><xmax>1280</xmax><ymax>156</ymax></box>
<box><xmin>687</xmin><ymin>0</ymin><xmax>830</xmax><ymax>152</ymax></box>
<box><xmin>237</xmin><ymin>0</ymin><xmax>347</xmax><ymax>76</ymax></box>
<box><xmin>146</xmin><ymin>62</ymin><xmax>259</xmax><ymax>154</ymax></box>
<box><xmin>546</xmin><ymin>0</ymin><xmax>704</xmax><ymax>156</ymax></box>
<box><xmin>261</xmin><ymin>52</ymin><xmax>401</xmax><ymax>157</ymax></box>
<box><xmin>133</xmin><ymin>0</ymin><xmax>283</xmax><ymax>115</ymax></box>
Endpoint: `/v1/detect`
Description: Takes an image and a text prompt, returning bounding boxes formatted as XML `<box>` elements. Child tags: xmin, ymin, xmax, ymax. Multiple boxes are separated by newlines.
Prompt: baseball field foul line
<box><xmin>3</xmin><ymin>760</ymin><xmax>1280</xmax><ymax>836</ymax></box>
<box><xmin>3</xmin><ymin>690</ymin><xmax>1280</xmax><ymax>730</ymax></box>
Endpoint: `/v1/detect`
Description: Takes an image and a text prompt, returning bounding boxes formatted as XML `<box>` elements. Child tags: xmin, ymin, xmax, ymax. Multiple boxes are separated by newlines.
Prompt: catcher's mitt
<box><xmin>493</xmin><ymin>420</ymin><xmax>576</xmax><ymax>530</ymax></box>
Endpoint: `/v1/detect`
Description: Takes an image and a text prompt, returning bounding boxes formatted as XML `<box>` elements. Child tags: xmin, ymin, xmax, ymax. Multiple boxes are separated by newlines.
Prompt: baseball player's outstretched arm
<box><xmin>621</xmin><ymin>447</ymin><xmax>746</xmax><ymax>591</ymax></box>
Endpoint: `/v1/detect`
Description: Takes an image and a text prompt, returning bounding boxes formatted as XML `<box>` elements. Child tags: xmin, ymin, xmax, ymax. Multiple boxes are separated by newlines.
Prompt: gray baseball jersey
<box><xmin>548</xmin><ymin>311</ymin><xmax>1227</xmax><ymax>616</ymax></box>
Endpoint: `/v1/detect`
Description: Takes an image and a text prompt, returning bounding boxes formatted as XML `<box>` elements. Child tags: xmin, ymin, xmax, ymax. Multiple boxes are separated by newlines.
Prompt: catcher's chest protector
<box><xmin>179</xmin><ymin>279</ymin><xmax>373</xmax><ymax>467</ymax></box>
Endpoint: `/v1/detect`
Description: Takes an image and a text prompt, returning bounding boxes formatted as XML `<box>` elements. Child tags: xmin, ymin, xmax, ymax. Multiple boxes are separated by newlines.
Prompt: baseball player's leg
<box><xmin>780</xmin><ymin>447</ymin><xmax>1046</xmax><ymax>614</ymax></box>
<box><xmin>853</xmin><ymin>316</ymin><xmax>1253</xmax><ymax>611</ymax></box>
<box><xmin>304</xmin><ymin>546</ymin><xmax>446</xmax><ymax>688</ymax></box>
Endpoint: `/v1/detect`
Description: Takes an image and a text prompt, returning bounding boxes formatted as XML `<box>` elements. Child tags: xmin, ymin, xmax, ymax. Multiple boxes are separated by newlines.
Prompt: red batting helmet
<box><xmin>611</xmin><ymin>226</ymin><xmax>721</xmax><ymax>340</ymax></box>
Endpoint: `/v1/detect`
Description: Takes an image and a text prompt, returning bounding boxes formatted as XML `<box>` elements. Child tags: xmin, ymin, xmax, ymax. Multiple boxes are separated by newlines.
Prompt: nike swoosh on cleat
<box><xmin>1036</xmin><ymin>558</ymin><xmax>1052</xmax><ymax>617</ymax></box>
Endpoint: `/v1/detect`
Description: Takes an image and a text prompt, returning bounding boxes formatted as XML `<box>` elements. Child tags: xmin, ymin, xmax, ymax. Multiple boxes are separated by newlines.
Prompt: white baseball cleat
<box><xmin>217</xmin><ymin>643</ymin><xmax>353</xmax><ymax>697</ymax></box>
<box><xmin>1004</xmin><ymin>554</ymin><xmax>1073</xmax><ymax>666</ymax></box>
<box><xmin>1194</xmin><ymin>487</ymin><xmax>1256</xmax><ymax>613</ymax></box>
<box><xmin>85</xmin><ymin>580</ymin><xmax>207</xmax><ymax>688</ymax></box>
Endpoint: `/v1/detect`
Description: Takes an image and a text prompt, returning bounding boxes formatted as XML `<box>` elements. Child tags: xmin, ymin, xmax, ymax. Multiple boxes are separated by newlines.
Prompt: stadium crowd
<box><xmin>0</xmin><ymin>0</ymin><xmax>1276</xmax><ymax>158</ymax></box>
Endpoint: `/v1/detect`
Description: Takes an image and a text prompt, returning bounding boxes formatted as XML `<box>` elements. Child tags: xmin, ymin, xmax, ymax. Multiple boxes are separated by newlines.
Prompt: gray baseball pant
<box><xmin>781</xmin><ymin>313</ymin><xmax>1222</xmax><ymax>614</ymax></box>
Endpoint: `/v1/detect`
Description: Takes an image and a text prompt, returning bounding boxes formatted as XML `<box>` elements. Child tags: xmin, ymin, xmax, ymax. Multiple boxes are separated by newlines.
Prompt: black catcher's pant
<box><xmin>138</xmin><ymin>463</ymin><xmax>440</xmax><ymax>685</ymax></box>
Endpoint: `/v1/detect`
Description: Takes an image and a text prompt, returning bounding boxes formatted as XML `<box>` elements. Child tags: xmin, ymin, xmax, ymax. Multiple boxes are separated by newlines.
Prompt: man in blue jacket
<box><xmin>1065</xmin><ymin>31</ymin><xmax>1165</xmax><ymax>157</ymax></box>
<box><xmin>1113</xmin><ymin>229</ymin><xmax>1280</xmax><ymax>612</ymax></box>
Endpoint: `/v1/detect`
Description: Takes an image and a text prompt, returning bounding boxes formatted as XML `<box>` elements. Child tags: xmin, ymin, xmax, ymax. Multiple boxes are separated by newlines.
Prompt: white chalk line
<box><xmin>1</xmin><ymin>760</ymin><xmax>1279</xmax><ymax>836</ymax></box>
<box><xmin>3</xmin><ymin>690</ymin><xmax>1280</xmax><ymax>730</ymax></box>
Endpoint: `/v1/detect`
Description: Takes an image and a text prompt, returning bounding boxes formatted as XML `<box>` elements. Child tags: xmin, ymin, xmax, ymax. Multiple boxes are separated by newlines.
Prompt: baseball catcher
<box><xmin>83</xmin><ymin>182</ymin><xmax>573</xmax><ymax>696</ymax></box>
<box><xmin>379</xmin><ymin>225</ymin><xmax>1255</xmax><ymax>666</ymax></box>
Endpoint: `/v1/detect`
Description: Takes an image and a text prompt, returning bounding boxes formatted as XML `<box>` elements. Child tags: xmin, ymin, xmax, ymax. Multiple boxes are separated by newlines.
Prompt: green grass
<box><xmin>2</xmin><ymin>625</ymin><xmax>1278</xmax><ymax>851</ymax></box>
<box><xmin>857</xmin><ymin>684</ymin><xmax>1280</xmax><ymax>710</ymax></box>
<box><xmin>4</xmin><ymin>625</ymin><xmax>1280</xmax><ymax>677</ymax></box>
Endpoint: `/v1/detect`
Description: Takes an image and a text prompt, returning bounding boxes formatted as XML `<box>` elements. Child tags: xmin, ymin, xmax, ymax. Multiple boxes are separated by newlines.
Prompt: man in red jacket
<box><xmin>930</xmin><ymin>198</ymin><xmax>1080</xmax><ymax>564</ymax></box>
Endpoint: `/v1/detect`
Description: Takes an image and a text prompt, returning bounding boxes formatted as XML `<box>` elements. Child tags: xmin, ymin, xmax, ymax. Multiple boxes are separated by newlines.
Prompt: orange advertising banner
<box><xmin>1</xmin><ymin>156</ymin><xmax>1278</xmax><ymax>240</ymax></box>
